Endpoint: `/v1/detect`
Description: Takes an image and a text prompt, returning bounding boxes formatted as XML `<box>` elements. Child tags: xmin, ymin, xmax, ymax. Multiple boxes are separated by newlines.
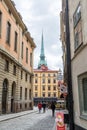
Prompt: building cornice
<box><xmin>3</xmin><ymin>0</ymin><xmax>27</xmax><ymax>30</ymax></box>
<box><xmin>34</xmin><ymin>69</ymin><xmax>58</xmax><ymax>73</ymax></box>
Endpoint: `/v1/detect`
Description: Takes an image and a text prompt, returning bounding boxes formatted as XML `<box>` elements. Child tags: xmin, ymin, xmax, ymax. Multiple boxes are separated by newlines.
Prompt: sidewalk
<box><xmin>0</xmin><ymin>107</ymin><xmax>38</xmax><ymax>122</ymax></box>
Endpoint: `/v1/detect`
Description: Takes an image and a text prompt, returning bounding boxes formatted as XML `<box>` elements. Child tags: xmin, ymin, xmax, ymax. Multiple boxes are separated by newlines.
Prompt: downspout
<box><xmin>65</xmin><ymin>0</ymin><xmax>74</xmax><ymax>129</ymax></box>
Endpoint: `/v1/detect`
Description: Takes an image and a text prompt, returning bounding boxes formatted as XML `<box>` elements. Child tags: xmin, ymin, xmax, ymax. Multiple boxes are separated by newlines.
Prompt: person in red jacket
<box><xmin>38</xmin><ymin>102</ymin><xmax>42</xmax><ymax>113</ymax></box>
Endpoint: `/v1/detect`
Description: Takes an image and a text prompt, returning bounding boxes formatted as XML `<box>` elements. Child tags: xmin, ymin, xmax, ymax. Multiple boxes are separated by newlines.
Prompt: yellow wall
<box><xmin>33</xmin><ymin>70</ymin><xmax>60</xmax><ymax>98</ymax></box>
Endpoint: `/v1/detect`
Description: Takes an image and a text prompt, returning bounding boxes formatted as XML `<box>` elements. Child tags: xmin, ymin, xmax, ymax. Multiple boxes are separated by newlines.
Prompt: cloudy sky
<box><xmin>13</xmin><ymin>0</ymin><xmax>62</xmax><ymax>71</ymax></box>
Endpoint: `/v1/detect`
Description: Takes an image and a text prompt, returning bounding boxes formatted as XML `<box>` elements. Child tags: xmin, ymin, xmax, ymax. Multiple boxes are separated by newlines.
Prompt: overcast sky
<box><xmin>13</xmin><ymin>0</ymin><xmax>62</xmax><ymax>71</ymax></box>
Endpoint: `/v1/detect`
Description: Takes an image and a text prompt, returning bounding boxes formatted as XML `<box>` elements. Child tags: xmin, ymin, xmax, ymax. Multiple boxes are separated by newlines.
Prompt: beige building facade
<box><xmin>61</xmin><ymin>0</ymin><xmax>87</xmax><ymax>130</ymax></box>
<box><xmin>0</xmin><ymin>0</ymin><xmax>36</xmax><ymax>114</ymax></box>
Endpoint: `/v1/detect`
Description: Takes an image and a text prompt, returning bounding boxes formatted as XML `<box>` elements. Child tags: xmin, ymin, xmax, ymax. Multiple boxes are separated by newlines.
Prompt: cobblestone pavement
<box><xmin>0</xmin><ymin>110</ymin><xmax>55</xmax><ymax>130</ymax></box>
<box><xmin>27</xmin><ymin>114</ymin><xmax>55</xmax><ymax>130</ymax></box>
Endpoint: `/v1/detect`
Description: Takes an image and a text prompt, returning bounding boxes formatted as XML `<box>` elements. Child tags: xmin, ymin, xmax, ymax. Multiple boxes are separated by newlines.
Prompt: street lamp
<box><xmin>65</xmin><ymin>0</ymin><xmax>74</xmax><ymax>130</ymax></box>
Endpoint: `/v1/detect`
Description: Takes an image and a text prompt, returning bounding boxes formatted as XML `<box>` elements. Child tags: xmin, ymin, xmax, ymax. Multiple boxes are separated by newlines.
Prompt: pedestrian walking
<box><xmin>42</xmin><ymin>102</ymin><xmax>46</xmax><ymax>113</ymax></box>
<box><xmin>51</xmin><ymin>102</ymin><xmax>56</xmax><ymax>117</ymax></box>
<box><xmin>38</xmin><ymin>102</ymin><xmax>42</xmax><ymax>113</ymax></box>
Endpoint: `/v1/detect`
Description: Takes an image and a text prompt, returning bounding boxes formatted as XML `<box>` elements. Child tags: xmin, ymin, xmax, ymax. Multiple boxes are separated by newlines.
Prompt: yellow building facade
<box><xmin>33</xmin><ymin>65</ymin><xmax>59</xmax><ymax>105</ymax></box>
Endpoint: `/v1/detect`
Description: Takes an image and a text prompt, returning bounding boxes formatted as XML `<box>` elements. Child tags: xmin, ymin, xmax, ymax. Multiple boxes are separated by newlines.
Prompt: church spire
<box><xmin>38</xmin><ymin>32</ymin><xmax>47</xmax><ymax>69</ymax></box>
<box><xmin>40</xmin><ymin>32</ymin><xmax>45</xmax><ymax>60</ymax></box>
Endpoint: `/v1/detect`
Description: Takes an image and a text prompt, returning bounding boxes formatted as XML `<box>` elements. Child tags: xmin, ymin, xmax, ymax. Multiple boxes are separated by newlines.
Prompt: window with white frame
<box><xmin>73</xmin><ymin>3</ymin><xmax>83</xmax><ymax>50</ymax></box>
<box><xmin>78</xmin><ymin>73</ymin><xmax>87</xmax><ymax>117</ymax></box>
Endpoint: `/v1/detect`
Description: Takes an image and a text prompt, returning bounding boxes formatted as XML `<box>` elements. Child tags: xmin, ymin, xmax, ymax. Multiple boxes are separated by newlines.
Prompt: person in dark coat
<box><xmin>42</xmin><ymin>102</ymin><xmax>46</xmax><ymax>113</ymax></box>
<box><xmin>51</xmin><ymin>102</ymin><xmax>56</xmax><ymax>117</ymax></box>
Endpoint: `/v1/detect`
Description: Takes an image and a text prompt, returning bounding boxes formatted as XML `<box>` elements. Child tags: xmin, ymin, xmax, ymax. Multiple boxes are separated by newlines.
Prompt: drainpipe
<box><xmin>65</xmin><ymin>0</ymin><xmax>74</xmax><ymax>130</ymax></box>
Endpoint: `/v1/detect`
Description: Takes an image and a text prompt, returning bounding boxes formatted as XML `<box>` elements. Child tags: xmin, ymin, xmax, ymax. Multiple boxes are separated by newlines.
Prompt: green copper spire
<box><xmin>38</xmin><ymin>32</ymin><xmax>47</xmax><ymax>69</ymax></box>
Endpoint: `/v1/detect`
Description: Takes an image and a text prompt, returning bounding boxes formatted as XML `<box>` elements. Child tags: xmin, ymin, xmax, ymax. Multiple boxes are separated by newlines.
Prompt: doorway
<box><xmin>2</xmin><ymin>79</ymin><xmax>8</xmax><ymax>114</ymax></box>
<box><xmin>11</xmin><ymin>81</ymin><xmax>16</xmax><ymax>113</ymax></box>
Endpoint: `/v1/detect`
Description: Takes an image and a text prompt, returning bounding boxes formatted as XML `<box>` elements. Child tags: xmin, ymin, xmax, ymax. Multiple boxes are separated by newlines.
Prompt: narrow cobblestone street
<box><xmin>0</xmin><ymin>110</ymin><xmax>55</xmax><ymax>130</ymax></box>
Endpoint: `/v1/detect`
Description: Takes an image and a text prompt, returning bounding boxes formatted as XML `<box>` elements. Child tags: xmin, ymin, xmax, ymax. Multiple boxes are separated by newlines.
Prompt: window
<box><xmin>29</xmin><ymin>102</ymin><xmax>32</xmax><ymax>108</ymax></box>
<box><xmin>83</xmin><ymin>78</ymin><xmax>87</xmax><ymax>111</ymax></box>
<box><xmin>29</xmin><ymin>89</ymin><xmax>31</xmax><ymax>99</ymax></box>
<box><xmin>42</xmin><ymin>85</ymin><xmax>45</xmax><ymax>90</ymax></box>
<box><xmin>11</xmin><ymin>85</ymin><xmax>14</xmax><ymax>97</ymax></box>
<box><xmin>26</xmin><ymin>48</ymin><xmax>28</xmax><ymax>63</ymax></box>
<box><xmin>43</xmin><ymin>93</ymin><xmax>45</xmax><ymax>97</ymax></box>
<box><xmin>35</xmin><ymin>86</ymin><xmax>37</xmax><ymax>90</ymax></box>
<box><xmin>13</xmin><ymin>65</ymin><xmax>16</xmax><ymax>75</ymax></box>
<box><xmin>25</xmin><ymin>103</ymin><xmax>27</xmax><ymax>108</ymax></box>
<box><xmin>35</xmin><ymin>74</ymin><xmax>38</xmax><ymax>77</ymax></box>
<box><xmin>74</xmin><ymin>20</ymin><xmax>82</xmax><ymax>50</ymax></box>
<box><xmin>0</xmin><ymin>11</ymin><xmax>2</xmax><ymax>37</ymax></box>
<box><xmin>6</xmin><ymin>21</ymin><xmax>11</xmax><ymax>44</ymax></box>
<box><xmin>5</xmin><ymin>60</ymin><xmax>9</xmax><ymax>72</ymax></box>
<box><xmin>73</xmin><ymin>3</ymin><xmax>81</xmax><ymax>27</ymax></box>
<box><xmin>25</xmin><ymin>88</ymin><xmax>27</xmax><ymax>100</ymax></box>
<box><xmin>73</xmin><ymin>3</ymin><xmax>83</xmax><ymax>50</ymax></box>
<box><xmin>30</xmin><ymin>53</ymin><xmax>32</xmax><ymax>67</ymax></box>
<box><xmin>30</xmin><ymin>76</ymin><xmax>32</xmax><ymax>83</ymax></box>
<box><xmin>20</xmin><ymin>87</ymin><xmax>22</xmax><ymax>100</ymax></box>
<box><xmin>42</xmin><ymin>79</ymin><xmax>45</xmax><ymax>83</ymax></box>
<box><xmin>48</xmin><ymin>93</ymin><xmax>51</xmax><ymax>97</ymax></box>
<box><xmin>20</xmin><ymin>104</ymin><xmax>22</xmax><ymax>109</ymax></box>
<box><xmin>48</xmin><ymin>74</ymin><xmax>50</xmax><ymax>77</ymax></box>
<box><xmin>48</xmin><ymin>79</ymin><xmax>50</xmax><ymax>83</ymax></box>
<box><xmin>21</xmin><ymin>42</ymin><xmax>23</xmax><ymax>59</ymax></box>
<box><xmin>53</xmin><ymin>79</ymin><xmax>56</xmax><ymax>83</ymax></box>
<box><xmin>53</xmin><ymin>86</ymin><xmax>56</xmax><ymax>90</ymax></box>
<box><xmin>35</xmin><ymin>79</ymin><xmax>38</xmax><ymax>83</ymax></box>
<box><xmin>8</xmin><ymin>9</ymin><xmax>12</xmax><ymax>15</ymax></box>
<box><xmin>78</xmin><ymin>73</ymin><xmax>87</xmax><ymax>116</ymax></box>
<box><xmin>21</xmin><ymin>70</ymin><xmax>23</xmax><ymax>79</ymax></box>
<box><xmin>74</xmin><ymin>32</ymin><xmax>79</xmax><ymax>49</ymax></box>
<box><xmin>25</xmin><ymin>73</ymin><xmax>27</xmax><ymax>81</ymax></box>
<box><xmin>53</xmin><ymin>74</ymin><xmax>56</xmax><ymax>77</ymax></box>
<box><xmin>54</xmin><ymin>93</ymin><xmax>56</xmax><ymax>97</ymax></box>
<box><xmin>48</xmin><ymin>86</ymin><xmax>50</xmax><ymax>91</ymax></box>
<box><xmin>42</xmin><ymin>74</ymin><xmax>45</xmax><ymax>77</ymax></box>
<box><xmin>14</xmin><ymin>31</ymin><xmax>18</xmax><ymax>52</ymax></box>
<box><xmin>35</xmin><ymin>93</ymin><xmax>37</xmax><ymax>97</ymax></box>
